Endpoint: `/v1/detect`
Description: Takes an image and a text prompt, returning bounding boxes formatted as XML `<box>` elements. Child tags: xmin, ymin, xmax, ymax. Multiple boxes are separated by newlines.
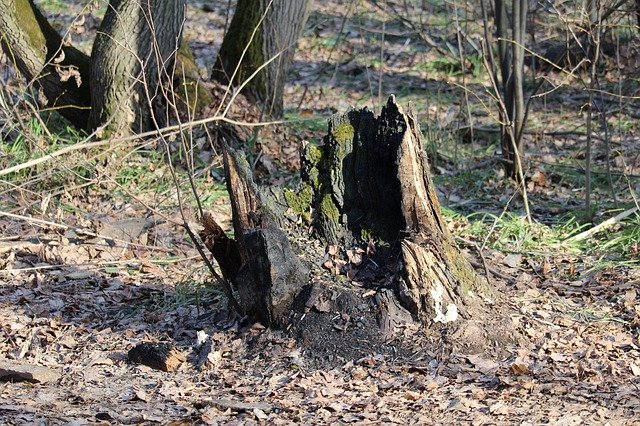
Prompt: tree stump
<box><xmin>302</xmin><ymin>96</ymin><xmax>480</xmax><ymax>326</ymax></box>
<box><xmin>204</xmin><ymin>96</ymin><xmax>515</xmax><ymax>356</ymax></box>
<box><xmin>219</xmin><ymin>146</ymin><xmax>309</xmax><ymax>327</ymax></box>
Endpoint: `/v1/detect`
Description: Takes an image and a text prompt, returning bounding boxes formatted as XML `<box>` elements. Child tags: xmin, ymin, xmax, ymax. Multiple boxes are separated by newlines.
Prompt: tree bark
<box><xmin>175</xmin><ymin>40</ymin><xmax>215</xmax><ymax>117</ymax></box>
<box><xmin>211</xmin><ymin>0</ymin><xmax>312</xmax><ymax>118</ymax></box>
<box><xmin>0</xmin><ymin>0</ymin><xmax>91</xmax><ymax>128</ymax></box>
<box><xmin>89</xmin><ymin>0</ymin><xmax>185</xmax><ymax>137</ymax></box>
<box><xmin>221</xmin><ymin>145</ymin><xmax>309</xmax><ymax>326</ymax></box>
<box><xmin>493</xmin><ymin>0</ymin><xmax>528</xmax><ymax>178</ymax></box>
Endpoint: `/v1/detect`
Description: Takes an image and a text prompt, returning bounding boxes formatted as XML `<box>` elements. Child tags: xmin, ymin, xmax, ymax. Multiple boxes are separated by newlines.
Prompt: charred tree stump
<box><xmin>303</xmin><ymin>96</ymin><xmax>480</xmax><ymax>327</ymax></box>
<box><xmin>202</xmin><ymin>97</ymin><xmax>515</xmax><ymax>356</ymax></box>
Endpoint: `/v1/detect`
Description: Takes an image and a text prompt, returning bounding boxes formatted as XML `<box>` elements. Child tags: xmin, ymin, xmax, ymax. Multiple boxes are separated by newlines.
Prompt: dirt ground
<box><xmin>1</xmin><ymin>0</ymin><xmax>639</xmax><ymax>424</ymax></box>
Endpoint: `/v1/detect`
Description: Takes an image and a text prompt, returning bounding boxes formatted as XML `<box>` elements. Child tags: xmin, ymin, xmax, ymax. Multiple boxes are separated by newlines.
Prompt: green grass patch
<box><xmin>443</xmin><ymin>206</ymin><xmax>639</xmax><ymax>268</ymax></box>
<box><xmin>284</xmin><ymin>111</ymin><xmax>328</xmax><ymax>134</ymax></box>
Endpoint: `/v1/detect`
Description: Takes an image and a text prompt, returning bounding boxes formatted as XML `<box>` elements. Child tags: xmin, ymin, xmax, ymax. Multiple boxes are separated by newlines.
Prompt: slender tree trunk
<box><xmin>89</xmin><ymin>0</ymin><xmax>185</xmax><ymax>137</ymax></box>
<box><xmin>493</xmin><ymin>0</ymin><xmax>528</xmax><ymax>178</ymax></box>
<box><xmin>512</xmin><ymin>0</ymin><xmax>527</xmax><ymax>155</ymax></box>
<box><xmin>211</xmin><ymin>0</ymin><xmax>312</xmax><ymax>118</ymax></box>
<box><xmin>0</xmin><ymin>0</ymin><xmax>91</xmax><ymax>128</ymax></box>
<box><xmin>494</xmin><ymin>0</ymin><xmax>510</xmax><ymax>88</ymax></box>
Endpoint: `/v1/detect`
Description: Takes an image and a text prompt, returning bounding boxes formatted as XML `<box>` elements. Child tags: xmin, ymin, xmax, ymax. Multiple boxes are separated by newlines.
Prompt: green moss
<box><xmin>302</xmin><ymin>144</ymin><xmax>323</xmax><ymax>191</ymax></box>
<box><xmin>284</xmin><ymin>184</ymin><xmax>313</xmax><ymax>223</ymax></box>
<box><xmin>331</xmin><ymin>122</ymin><xmax>355</xmax><ymax>143</ymax></box>
<box><xmin>306</xmin><ymin>144</ymin><xmax>323</xmax><ymax>164</ymax></box>
<box><xmin>320</xmin><ymin>194</ymin><xmax>340</xmax><ymax>222</ymax></box>
<box><xmin>445</xmin><ymin>242</ymin><xmax>480</xmax><ymax>294</ymax></box>
<box><xmin>360</xmin><ymin>228</ymin><xmax>375</xmax><ymax>241</ymax></box>
<box><xmin>14</xmin><ymin>0</ymin><xmax>46</xmax><ymax>59</ymax></box>
<box><xmin>178</xmin><ymin>80</ymin><xmax>214</xmax><ymax>115</ymax></box>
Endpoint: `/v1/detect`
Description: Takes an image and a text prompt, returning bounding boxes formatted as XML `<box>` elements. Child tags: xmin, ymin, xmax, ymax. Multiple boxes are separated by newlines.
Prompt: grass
<box><xmin>284</xmin><ymin>110</ymin><xmax>329</xmax><ymax>134</ymax></box>
<box><xmin>443</xmin><ymin>204</ymin><xmax>639</xmax><ymax>271</ymax></box>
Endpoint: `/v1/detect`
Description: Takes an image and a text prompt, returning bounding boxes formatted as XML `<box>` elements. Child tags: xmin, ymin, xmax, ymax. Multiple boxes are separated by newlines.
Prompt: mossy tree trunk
<box><xmin>211</xmin><ymin>0</ymin><xmax>312</xmax><ymax>118</ymax></box>
<box><xmin>89</xmin><ymin>0</ymin><xmax>186</xmax><ymax>137</ymax></box>
<box><xmin>0</xmin><ymin>0</ymin><xmax>194</xmax><ymax>136</ymax></box>
<box><xmin>0</xmin><ymin>0</ymin><xmax>91</xmax><ymax>128</ymax></box>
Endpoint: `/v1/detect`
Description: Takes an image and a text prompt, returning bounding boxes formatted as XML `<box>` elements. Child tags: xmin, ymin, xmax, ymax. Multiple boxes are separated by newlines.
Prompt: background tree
<box><xmin>0</xmin><ymin>0</ymin><xmax>185</xmax><ymax>135</ymax></box>
<box><xmin>1</xmin><ymin>0</ymin><xmax>186</xmax><ymax>136</ymax></box>
<box><xmin>1</xmin><ymin>0</ymin><xmax>311</xmax><ymax>135</ymax></box>
<box><xmin>89</xmin><ymin>0</ymin><xmax>186</xmax><ymax>137</ymax></box>
<box><xmin>493</xmin><ymin>0</ymin><xmax>528</xmax><ymax>179</ymax></box>
<box><xmin>0</xmin><ymin>0</ymin><xmax>91</xmax><ymax>128</ymax></box>
<box><xmin>211</xmin><ymin>0</ymin><xmax>313</xmax><ymax>118</ymax></box>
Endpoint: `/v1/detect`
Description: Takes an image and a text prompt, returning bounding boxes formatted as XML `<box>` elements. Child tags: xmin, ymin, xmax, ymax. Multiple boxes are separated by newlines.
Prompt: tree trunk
<box><xmin>201</xmin><ymin>98</ymin><xmax>507</xmax><ymax>354</ymax></box>
<box><xmin>175</xmin><ymin>40</ymin><xmax>215</xmax><ymax>117</ymax></box>
<box><xmin>89</xmin><ymin>0</ymin><xmax>185</xmax><ymax>137</ymax></box>
<box><xmin>0</xmin><ymin>0</ymin><xmax>91</xmax><ymax>128</ymax></box>
<box><xmin>211</xmin><ymin>0</ymin><xmax>312</xmax><ymax>118</ymax></box>
<box><xmin>493</xmin><ymin>0</ymin><xmax>528</xmax><ymax>179</ymax></box>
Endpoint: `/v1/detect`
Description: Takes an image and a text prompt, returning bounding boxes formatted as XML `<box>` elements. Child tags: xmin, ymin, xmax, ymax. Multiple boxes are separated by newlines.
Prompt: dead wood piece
<box><xmin>223</xmin><ymin>145</ymin><xmax>309</xmax><ymax>326</ymax></box>
<box><xmin>127</xmin><ymin>343</ymin><xmax>185</xmax><ymax>372</ymax></box>
<box><xmin>376</xmin><ymin>289</ymin><xmax>413</xmax><ymax>338</ymax></box>
<box><xmin>0</xmin><ymin>359</ymin><xmax>61</xmax><ymax>383</ymax></box>
<box><xmin>208</xmin><ymin>399</ymin><xmax>273</xmax><ymax>413</ymax></box>
<box><xmin>200</xmin><ymin>212</ymin><xmax>242</xmax><ymax>284</ymax></box>
<box><xmin>236</xmin><ymin>228</ymin><xmax>309</xmax><ymax>326</ymax></box>
<box><xmin>400</xmin><ymin>239</ymin><xmax>468</xmax><ymax>323</ymax></box>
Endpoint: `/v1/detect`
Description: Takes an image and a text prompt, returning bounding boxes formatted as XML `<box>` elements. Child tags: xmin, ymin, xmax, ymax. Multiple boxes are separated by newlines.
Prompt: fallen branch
<box><xmin>566</xmin><ymin>206</ymin><xmax>639</xmax><ymax>242</ymax></box>
<box><xmin>0</xmin><ymin>115</ymin><xmax>287</xmax><ymax>178</ymax></box>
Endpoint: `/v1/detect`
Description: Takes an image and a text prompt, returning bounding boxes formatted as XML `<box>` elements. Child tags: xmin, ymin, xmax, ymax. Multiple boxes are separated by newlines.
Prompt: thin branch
<box><xmin>566</xmin><ymin>206</ymin><xmax>639</xmax><ymax>242</ymax></box>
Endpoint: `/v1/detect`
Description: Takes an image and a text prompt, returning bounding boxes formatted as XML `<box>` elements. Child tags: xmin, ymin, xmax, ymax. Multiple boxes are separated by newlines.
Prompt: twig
<box><xmin>468</xmin><ymin>260</ymin><xmax>517</xmax><ymax>284</ymax></box>
<box><xmin>0</xmin><ymin>115</ymin><xmax>288</xmax><ymax>178</ymax></box>
<box><xmin>565</xmin><ymin>206</ymin><xmax>639</xmax><ymax>242</ymax></box>
<box><xmin>0</xmin><ymin>211</ymin><xmax>170</xmax><ymax>252</ymax></box>
<box><xmin>182</xmin><ymin>223</ymin><xmax>243</xmax><ymax>315</ymax></box>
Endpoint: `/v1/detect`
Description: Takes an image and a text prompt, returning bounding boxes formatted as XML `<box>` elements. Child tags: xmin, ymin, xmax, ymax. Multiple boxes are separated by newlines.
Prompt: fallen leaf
<box><xmin>503</xmin><ymin>254</ymin><xmax>522</xmax><ymax>268</ymax></box>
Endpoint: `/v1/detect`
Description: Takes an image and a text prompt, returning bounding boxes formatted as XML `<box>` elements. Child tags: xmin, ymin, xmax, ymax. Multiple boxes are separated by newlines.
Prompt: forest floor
<box><xmin>1</xmin><ymin>0</ymin><xmax>639</xmax><ymax>424</ymax></box>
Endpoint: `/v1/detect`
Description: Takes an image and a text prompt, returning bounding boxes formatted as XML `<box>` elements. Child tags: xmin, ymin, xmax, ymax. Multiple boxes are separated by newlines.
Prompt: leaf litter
<box><xmin>0</xmin><ymin>0</ymin><xmax>639</xmax><ymax>424</ymax></box>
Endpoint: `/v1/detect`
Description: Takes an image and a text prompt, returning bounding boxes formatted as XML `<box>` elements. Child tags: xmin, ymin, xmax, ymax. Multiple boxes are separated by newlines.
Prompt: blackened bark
<box><xmin>0</xmin><ymin>0</ymin><xmax>91</xmax><ymax>128</ymax></box>
<box><xmin>89</xmin><ymin>0</ymin><xmax>185</xmax><ymax>137</ymax></box>
<box><xmin>217</xmin><ymin>146</ymin><xmax>309</xmax><ymax>326</ymax></box>
<box><xmin>303</xmin><ymin>96</ymin><xmax>478</xmax><ymax>326</ymax></box>
<box><xmin>212</xmin><ymin>0</ymin><xmax>312</xmax><ymax>118</ymax></box>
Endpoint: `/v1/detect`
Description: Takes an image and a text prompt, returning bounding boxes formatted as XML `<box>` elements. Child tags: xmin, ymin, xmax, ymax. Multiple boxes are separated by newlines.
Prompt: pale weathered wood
<box><xmin>0</xmin><ymin>360</ymin><xmax>61</xmax><ymax>383</ymax></box>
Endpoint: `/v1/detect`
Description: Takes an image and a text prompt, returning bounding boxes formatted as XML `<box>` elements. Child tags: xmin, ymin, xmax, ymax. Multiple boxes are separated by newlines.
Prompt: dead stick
<box><xmin>566</xmin><ymin>206</ymin><xmax>639</xmax><ymax>242</ymax></box>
